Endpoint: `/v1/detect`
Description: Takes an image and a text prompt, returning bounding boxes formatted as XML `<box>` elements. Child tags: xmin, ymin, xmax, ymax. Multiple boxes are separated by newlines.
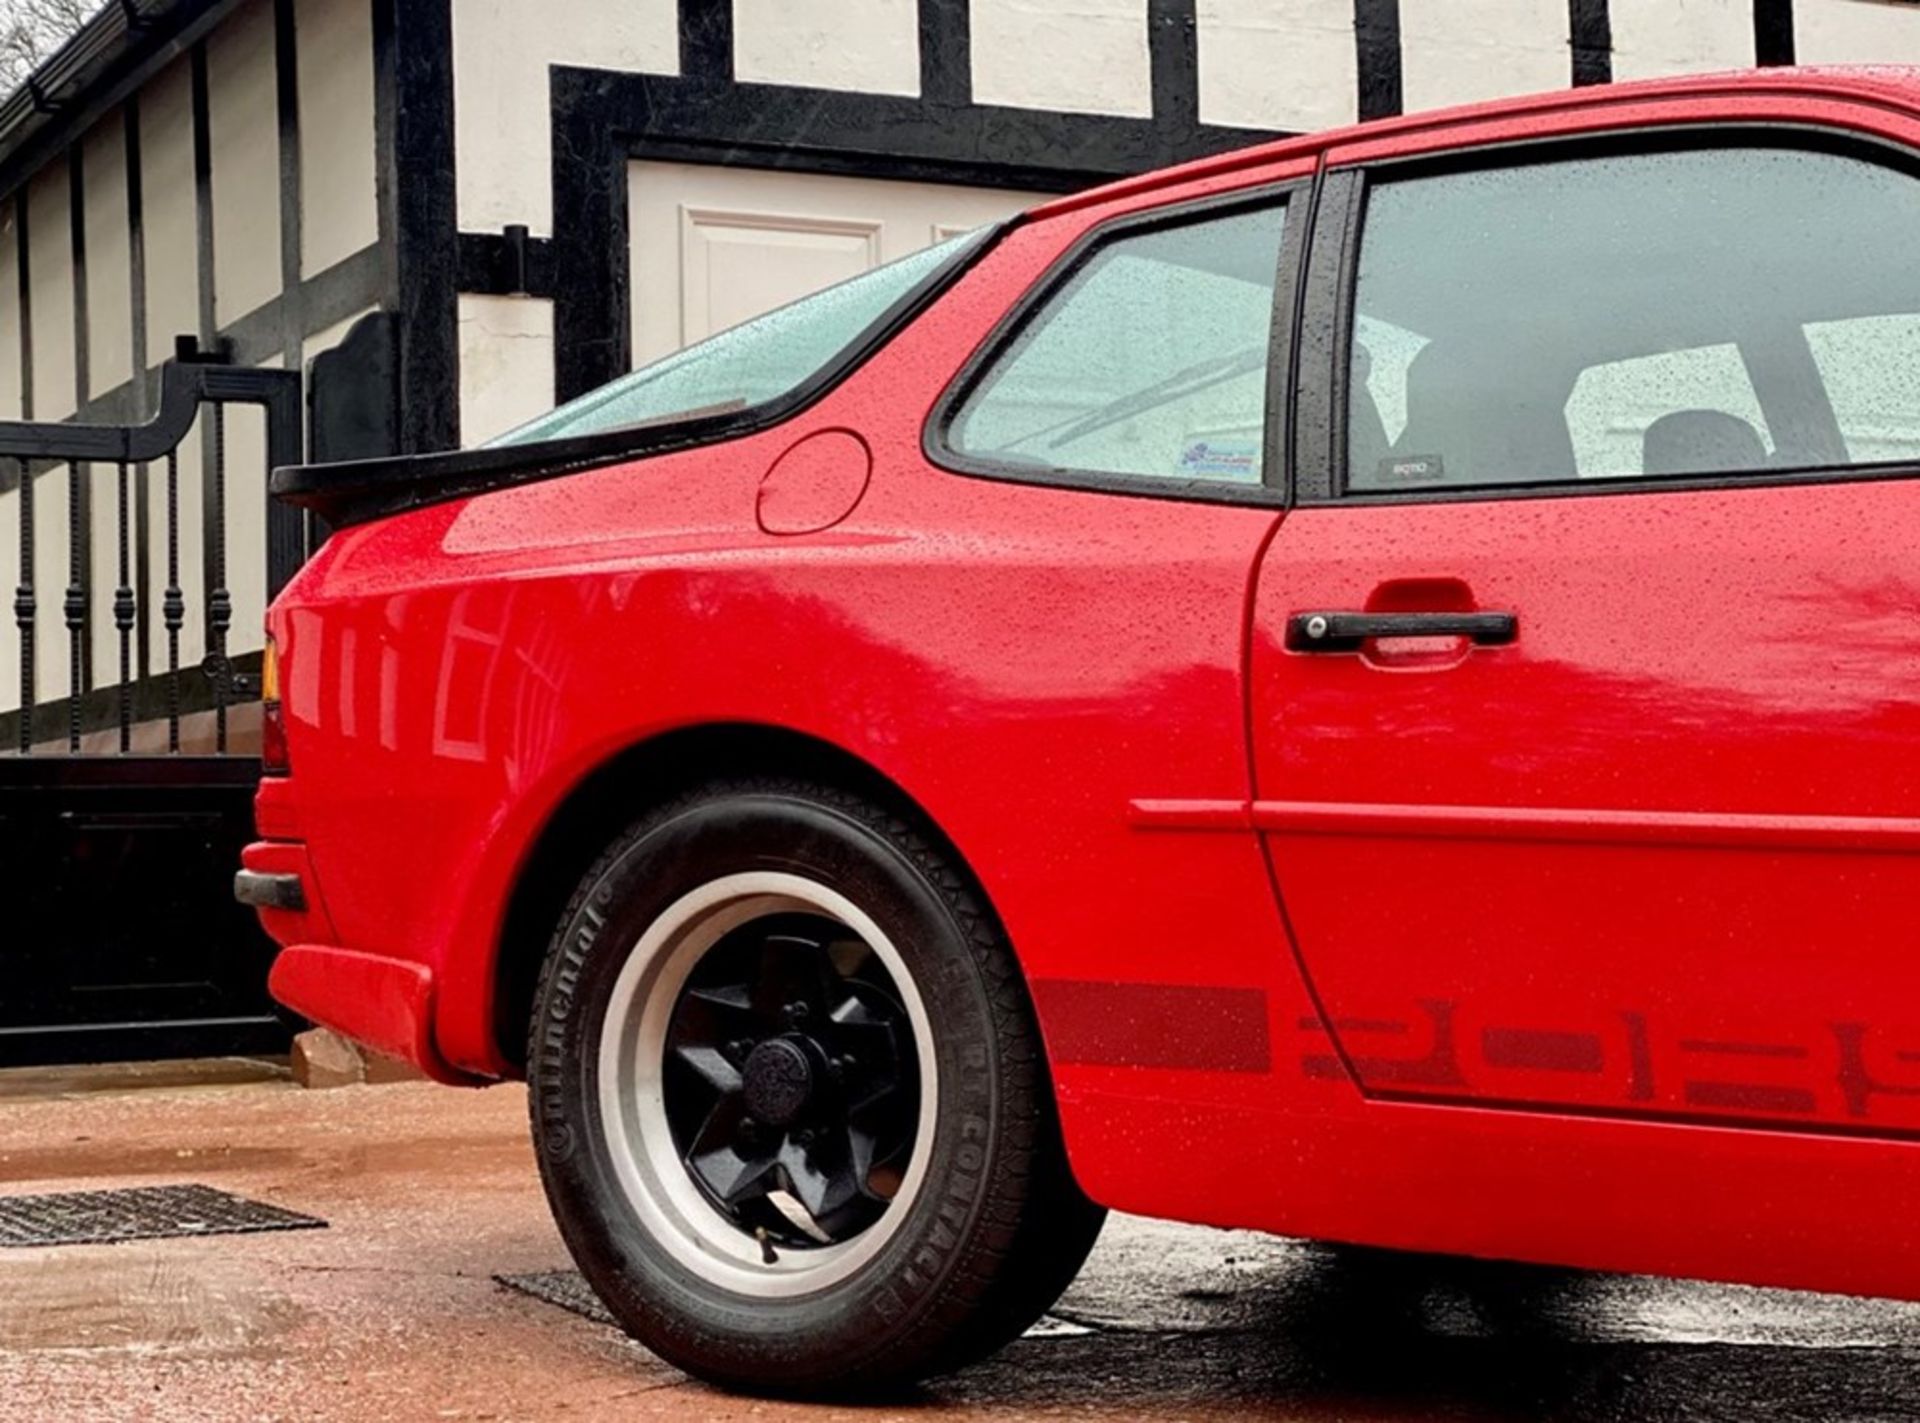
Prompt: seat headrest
<box><xmin>1641</xmin><ymin>410</ymin><xmax>1768</xmax><ymax>477</ymax></box>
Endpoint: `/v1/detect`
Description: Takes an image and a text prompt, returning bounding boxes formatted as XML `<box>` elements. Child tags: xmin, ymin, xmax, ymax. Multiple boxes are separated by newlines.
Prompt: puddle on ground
<box><xmin>0</xmin><ymin>1144</ymin><xmax>307</xmax><ymax>1187</ymax></box>
<box><xmin>0</xmin><ymin>1248</ymin><xmax>304</xmax><ymax>1357</ymax></box>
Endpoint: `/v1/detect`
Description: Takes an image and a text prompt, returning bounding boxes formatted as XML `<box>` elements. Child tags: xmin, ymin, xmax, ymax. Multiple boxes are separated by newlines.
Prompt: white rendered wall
<box><xmin>296</xmin><ymin>0</ymin><xmax>379</xmax><ymax>277</ymax></box>
<box><xmin>0</xmin><ymin>212</ymin><xmax>18</xmax><ymax>715</ymax></box>
<box><xmin>0</xmin><ymin>210</ymin><xmax>16</xmax><ymax>715</ymax></box>
<box><xmin>82</xmin><ymin>112</ymin><xmax>134</xmax><ymax>401</ymax></box>
<box><xmin>451</xmin><ymin>0</ymin><xmax>678</xmax><ymax>236</ymax></box>
<box><xmin>27</xmin><ymin>161</ymin><xmax>76</xmax><ymax>420</ymax></box>
<box><xmin>22</xmin><ymin>447</ymin><xmax>70</xmax><ymax>691</ymax></box>
<box><xmin>25</xmin><ymin>163</ymin><xmax>76</xmax><ymax>700</ymax></box>
<box><xmin>0</xmin><ymin>205</ymin><xmax>19</xmax><ymax>421</ymax></box>
<box><xmin>459</xmin><ymin>294</ymin><xmax>555</xmax><ymax>447</ymax></box>
<box><xmin>149</xmin><ymin>418</ymin><xmax>208</xmax><ymax>678</ymax></box>
<box><xmin>1400</xmin><ymin>0</ymin><xmax>1568</xmax><ymax>111</ymax></box>
<box><xmin>223</xmin><ymin>387</ymin><xmax>270</xmax><ymax>662</ymax></box>
<box><xmin>140</xmin><ymin>56</ymin><xmax>199</xmax><ymax>370</ymax></box>
<box><xmin>207</xmin><ymin>0</ymin><xmax>283</xmax><ymax>327</ymax></box>
<box><xmin>0</xmin><ymin>465</ymin><xmax>13</xmax><ymax>706</ymax></box>
<box><xmin>82</xmin><ymin>114</ymin><xmax>137</xmax><ymax>690</ymax></box>
<box><xmin>735</xmin><ymin>0</ymin><xmax>920</xmax><ymax>94</ymax></box>
<box><xmin>1198</xmin><ymin>0</ymin><xmax>1358</xmax><ymax>131</ymax></box>
<box><xmin>1797</xmin><ymin>0</ymin><xmax>1920</xmax><ymax>62</ymax></box>
<box><xmin>1610</xmin><ymin>0</ymin><xmax>1754</xmax><ymax>80</ymax></box>
<box><xmin>971</xmin><ymin>0</ymin><xmax>1152</xmax><ymax>117</ymax></box>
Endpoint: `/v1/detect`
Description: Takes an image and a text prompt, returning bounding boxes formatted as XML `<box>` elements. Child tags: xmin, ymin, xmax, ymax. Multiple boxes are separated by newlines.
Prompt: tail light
<box><xmin>261</xmin><ymin>636</ymin><xmax>289</xmax><ymax>775</ymax></box>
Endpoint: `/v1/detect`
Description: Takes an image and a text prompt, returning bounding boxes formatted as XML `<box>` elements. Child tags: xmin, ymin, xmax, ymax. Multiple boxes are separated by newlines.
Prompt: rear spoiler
<box><xmin>269</xmin><ymin>402</ymin><xmax>764</xmax><ymax>530</ymax></box>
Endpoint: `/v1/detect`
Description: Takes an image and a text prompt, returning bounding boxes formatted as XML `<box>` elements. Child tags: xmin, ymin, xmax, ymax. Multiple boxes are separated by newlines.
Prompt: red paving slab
<box><xmin>0</xmin><ymin>1081</ymin><xmax>705</xmax><ymax>1422</ymax></box>
<box><xmin>0</xmin><ymin>1078</ymin><xmax>1226</xmax><ymax>1422</ymax></box>
<box><xmin>6</xmin><ymin>1076</ymin><xmax>1920</xmax><ymax>1422</ymax></box>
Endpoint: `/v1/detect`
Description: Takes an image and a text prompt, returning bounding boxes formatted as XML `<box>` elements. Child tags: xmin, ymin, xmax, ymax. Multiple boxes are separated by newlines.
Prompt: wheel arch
<box><xmin>490</xmin><ymin>721</ymin><xmax>1014</xmax><ymax>1073</ymax></box>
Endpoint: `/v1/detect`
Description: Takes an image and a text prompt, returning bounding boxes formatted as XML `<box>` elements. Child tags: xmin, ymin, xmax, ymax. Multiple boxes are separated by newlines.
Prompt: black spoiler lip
<box><xmin>269</xmin><ymin>404</ymin><xmax>771</xmax><ymax>530</ymax></box>
<box><xmin>271</xmin><ymin>217</ymin><xmax>1018</xmax><ymax>531</ymax></box>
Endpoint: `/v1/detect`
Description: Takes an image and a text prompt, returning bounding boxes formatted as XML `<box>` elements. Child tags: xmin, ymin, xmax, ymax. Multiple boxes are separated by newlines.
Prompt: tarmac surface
<box><xmin>2</xmin><ymin>1070</ymin><xmax>1920</xmax><ymax>1421</ymax></box>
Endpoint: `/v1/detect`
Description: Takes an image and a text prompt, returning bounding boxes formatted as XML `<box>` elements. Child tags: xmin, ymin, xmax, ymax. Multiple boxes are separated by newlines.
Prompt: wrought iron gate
<box><xmin>0</xmin><ymin>346</ymin><xmax>308</xmax><ymax>1067</ymax></box>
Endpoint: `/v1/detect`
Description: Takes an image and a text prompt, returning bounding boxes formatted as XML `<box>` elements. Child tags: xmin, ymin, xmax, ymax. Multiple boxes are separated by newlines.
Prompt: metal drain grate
<box><xmin>0</xmin><ymin>1184</ymin><xmax>325</xmax><ymax>1248</ymax></box>
<box><xmin>495</xmin><ymin>1269</ymin><xmax>1093</xmax><ymax>1338</ymax></box>
<box><xmin>497</xmin><ymin>1270</ymin><xmax>617</xmax><ymax>1327</ymax></box>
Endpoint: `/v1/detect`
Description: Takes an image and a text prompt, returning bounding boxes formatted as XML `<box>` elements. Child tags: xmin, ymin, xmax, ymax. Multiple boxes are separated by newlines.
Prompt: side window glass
<box><xmin>1345</xmin><ymin>146</ymin><xmax>1920</xmax><ymax>494</ymax></box>
<box><xmin>495</xmin><ymin>229</ymin><xmax>985</xmax><ymax>447</ymax></box>
<box><xmin>947</xmin><ymin>202</ymin><xmax>1286</xmax><ymax>485</ymax></box>
<box><xmin>1805</xmin><ymin>315</ymin><xmax>1920</xmax><ymax>465</ymax></box>
<box><xmin>1564</xmin><ymin>344</ymin><xmax>1773</xmax><ymax>479</ymax></box>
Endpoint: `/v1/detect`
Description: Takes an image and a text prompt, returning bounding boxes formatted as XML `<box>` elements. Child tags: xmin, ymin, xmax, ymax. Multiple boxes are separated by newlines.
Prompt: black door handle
<box><xmin>1286</xmin><ymin>610</ymin><xmax>1517</xmax><ymax>652</ymax></box>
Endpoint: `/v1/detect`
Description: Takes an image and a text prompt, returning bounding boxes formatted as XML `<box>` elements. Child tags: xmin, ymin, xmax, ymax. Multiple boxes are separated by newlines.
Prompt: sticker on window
<box><xmin>1177</xmin><ymin>439</ymin><xmax>1260</xmax><ymax>481</ymax></box>
<box><xmin>1375</xmin><ymin>454</ymin><xmax>1445</xmax><ymax>486</ymax></box>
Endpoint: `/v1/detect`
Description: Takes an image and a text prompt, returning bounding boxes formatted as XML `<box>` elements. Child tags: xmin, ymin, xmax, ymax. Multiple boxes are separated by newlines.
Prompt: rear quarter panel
<box><xmin>266</xmin><ymin>165</ymin><xmax>1318</xmax><ymax>1152</ymax></box>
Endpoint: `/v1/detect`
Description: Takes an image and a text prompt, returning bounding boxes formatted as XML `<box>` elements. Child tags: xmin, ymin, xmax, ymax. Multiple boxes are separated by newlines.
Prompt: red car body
<box><xmin>250</xmin><ymin>68</ymin><xmax>1920</xmax><ymax>1305</ymax></box>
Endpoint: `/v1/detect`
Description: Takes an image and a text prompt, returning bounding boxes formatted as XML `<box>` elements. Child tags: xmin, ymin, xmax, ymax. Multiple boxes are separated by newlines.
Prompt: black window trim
<box><xmin>1295</xmin><ymin>120</ymin><xmax>1920</xmax><ymax>509</ymax></box>
<box><xmin>924</xmin><ymin>176</ymin><xmax>1315</xmax><ymax>509</ymax></box>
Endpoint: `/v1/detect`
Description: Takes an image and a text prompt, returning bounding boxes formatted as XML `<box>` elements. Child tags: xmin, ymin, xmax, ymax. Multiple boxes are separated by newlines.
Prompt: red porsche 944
<box><xmin>241</xmin><ymin>68</ymin><xmax>1920</xmax><ymax>1393</ymax></box>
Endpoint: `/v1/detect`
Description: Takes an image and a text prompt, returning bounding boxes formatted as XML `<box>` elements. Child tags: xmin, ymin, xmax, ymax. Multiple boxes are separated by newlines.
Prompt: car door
<box><xmin>1251</xmin><ymin>126</ymin><xmax>1920</xmax><ymax>1134</ymax></box>
<box><xmin>925</xmin><ymin>175</ymin><xmax>1329</xmax><ymax>1119</ymax></box>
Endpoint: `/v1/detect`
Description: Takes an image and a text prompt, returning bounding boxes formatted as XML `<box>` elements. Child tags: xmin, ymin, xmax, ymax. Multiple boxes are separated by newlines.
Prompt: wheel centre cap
<box><xmin>742</xmin><ymin>1037</ymin><xmax>816</xmax><ymax>1128</ymax></box>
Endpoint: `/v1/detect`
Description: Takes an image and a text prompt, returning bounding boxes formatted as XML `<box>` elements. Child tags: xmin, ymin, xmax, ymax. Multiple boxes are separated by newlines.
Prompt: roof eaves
<box><xmin>0</xmin><ymin>0</ymin><xmax>210</xmax><ymax>200</ymax></box>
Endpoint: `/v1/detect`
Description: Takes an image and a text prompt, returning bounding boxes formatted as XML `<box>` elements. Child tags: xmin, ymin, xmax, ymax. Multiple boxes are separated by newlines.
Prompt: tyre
<box><xmin>526</xmin><ymin>777</ymin><xmax>1105</xmax><ymax>1395</ymax></box>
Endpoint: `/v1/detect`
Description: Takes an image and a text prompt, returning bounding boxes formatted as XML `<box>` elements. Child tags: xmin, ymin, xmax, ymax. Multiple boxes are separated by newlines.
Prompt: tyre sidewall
<box><xmin>529</xmin><ymin>787</ymin><xmax>1011</xmax><ymax>1388</ymax></box>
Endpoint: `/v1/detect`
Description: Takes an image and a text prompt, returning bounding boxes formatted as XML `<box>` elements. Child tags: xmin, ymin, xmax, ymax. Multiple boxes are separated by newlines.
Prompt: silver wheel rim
<box><xmin>595</xmin><ymin>870</ymin><xmax>938</xmax><ymax>1297</ymax></box>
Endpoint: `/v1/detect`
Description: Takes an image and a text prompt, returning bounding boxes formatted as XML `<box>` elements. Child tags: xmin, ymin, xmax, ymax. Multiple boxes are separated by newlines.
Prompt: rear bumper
<box><xmin>267</xmin><ymin>944</ymin><xmax>474</xmax><ymax>1085</ymax></box>
<box><xmin>240</xmin><ymin>838</ymin><xmax>481</xmax><ymax>1086</ymax></box>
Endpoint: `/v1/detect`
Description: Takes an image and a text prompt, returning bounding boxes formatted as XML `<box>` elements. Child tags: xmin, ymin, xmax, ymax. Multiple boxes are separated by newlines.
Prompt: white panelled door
<box><xmin>627</xmin><ymin>161</ymin><xmax>1048</xmax><ymax>364</ymax></box>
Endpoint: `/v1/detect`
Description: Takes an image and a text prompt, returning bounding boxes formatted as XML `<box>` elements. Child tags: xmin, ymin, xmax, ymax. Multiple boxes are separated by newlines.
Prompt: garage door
<box><xmin>627</xmin><ymin>162</ymin><xmax>1051</xmax><ymax>367</ymax></box>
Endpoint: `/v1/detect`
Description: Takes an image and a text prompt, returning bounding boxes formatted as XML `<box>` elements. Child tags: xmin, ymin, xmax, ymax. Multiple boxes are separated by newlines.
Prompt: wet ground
<box><xmin>2</xmin><ymin>1073</ymin><xmax>1918</xmax><ymax>1422</ymax></box>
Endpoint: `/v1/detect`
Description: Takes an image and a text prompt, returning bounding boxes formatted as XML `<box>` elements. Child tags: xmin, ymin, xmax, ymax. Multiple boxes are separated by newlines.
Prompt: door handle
<box><xmin>1286</xmin><ymin>610</ymin><xmax>1518</xmax><ymax>653</ymax></box>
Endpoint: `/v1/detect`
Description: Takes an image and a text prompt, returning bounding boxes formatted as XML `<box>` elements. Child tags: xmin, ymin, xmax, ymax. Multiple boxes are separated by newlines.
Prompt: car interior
<box><xmin>1343</xmin><ymin>144</ymin><xmax>1920</xmax><ymax>493</ymax></box>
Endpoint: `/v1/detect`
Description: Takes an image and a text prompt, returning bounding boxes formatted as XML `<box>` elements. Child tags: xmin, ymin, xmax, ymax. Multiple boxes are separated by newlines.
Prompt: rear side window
<box><xmin>1345</xmin><ymin>146</ymin><xmax>1920</xmax><ymax>494</ymax></box>
<box><xmin>492</xmin><ymin>228</ymin><xmax>986</xmax><ymax>447</ymax></box>
<box><xmin>946</xmin><ymin>202</ymin><xmax>1287</xmax><ymax>486</ymax></box>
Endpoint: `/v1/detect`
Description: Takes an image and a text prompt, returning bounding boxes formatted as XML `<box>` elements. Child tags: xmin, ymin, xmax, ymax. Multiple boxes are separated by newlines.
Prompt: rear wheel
<box><xmin>526</xmin><ymin>779</ymin><xmax>1104</xmax><ymax>1394</ymax></box>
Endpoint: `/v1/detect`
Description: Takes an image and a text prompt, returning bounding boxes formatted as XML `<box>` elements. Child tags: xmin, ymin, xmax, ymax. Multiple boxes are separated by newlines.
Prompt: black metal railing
<box><xmin>1</xmin><ymin>347</ymin><xmax>304</xmax><ymax>756</ymax></box>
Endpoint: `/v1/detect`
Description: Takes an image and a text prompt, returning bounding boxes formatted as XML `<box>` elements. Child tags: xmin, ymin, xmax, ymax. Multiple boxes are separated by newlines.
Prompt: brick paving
<box><xmin>2</xmin><ymin>1074</ymin><xmax>1919</xmax><ymax>1421</ymax></box>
